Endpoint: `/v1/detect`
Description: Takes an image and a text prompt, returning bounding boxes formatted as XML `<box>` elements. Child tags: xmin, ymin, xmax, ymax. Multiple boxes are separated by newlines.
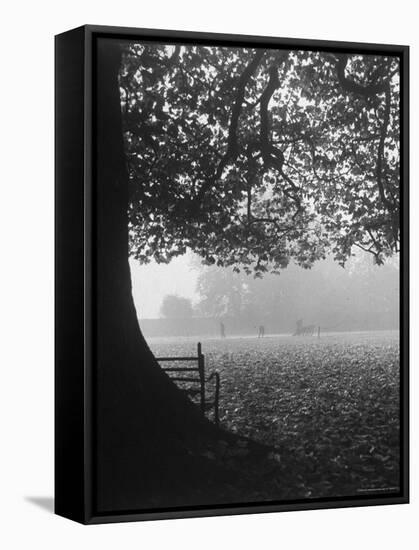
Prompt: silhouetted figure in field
<box><xmin>258</xmin><ymin>325</ymin><xmax>265</xmax><ymax>338</ymax></box>
<box><xmin>220</xmin><ymin>321</ymin><xmax>226</xmax><ymax>338</ymax></box>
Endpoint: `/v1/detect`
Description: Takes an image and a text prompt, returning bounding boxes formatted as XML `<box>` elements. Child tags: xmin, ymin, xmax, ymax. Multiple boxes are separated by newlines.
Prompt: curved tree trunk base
<box><xmin>97</xmin><ymin>415</ymin><xmax>286</xmax><ymax>512</ymax></box>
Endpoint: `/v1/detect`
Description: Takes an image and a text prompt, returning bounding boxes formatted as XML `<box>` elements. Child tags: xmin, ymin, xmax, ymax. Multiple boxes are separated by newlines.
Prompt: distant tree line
<box><xmin>159</xmin><ymin>251</ymin><xmax>398</xmax><ymax>332</ymax></box>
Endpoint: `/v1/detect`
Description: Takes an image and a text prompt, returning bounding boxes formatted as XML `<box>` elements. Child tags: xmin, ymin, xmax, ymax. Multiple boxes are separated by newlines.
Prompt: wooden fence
<box><xmin>156</xmin><ymin>342</ymin><xmax>220</xmax><ymax>426</ymax></box>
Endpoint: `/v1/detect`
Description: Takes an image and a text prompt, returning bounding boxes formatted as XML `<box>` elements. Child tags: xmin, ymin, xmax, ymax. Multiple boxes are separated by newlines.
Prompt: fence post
<box><xmin>197</xmin><ymin>342</ymin><xmax>205</xmax><ymax>414</ymax></box>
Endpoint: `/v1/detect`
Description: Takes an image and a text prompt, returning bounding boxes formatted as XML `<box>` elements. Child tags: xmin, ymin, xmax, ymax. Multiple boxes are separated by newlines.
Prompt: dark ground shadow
<box><xmin>25</xmin><ymin>496</ymin><xmax>54</xmax><ymax>513</ymax></box>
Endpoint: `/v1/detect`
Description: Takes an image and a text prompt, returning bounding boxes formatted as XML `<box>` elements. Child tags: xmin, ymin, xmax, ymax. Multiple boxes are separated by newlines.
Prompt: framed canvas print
<box><xmin>55</xmin><ymin>25</ymin><xmax>409</xmax><ymax>524</ymax></box>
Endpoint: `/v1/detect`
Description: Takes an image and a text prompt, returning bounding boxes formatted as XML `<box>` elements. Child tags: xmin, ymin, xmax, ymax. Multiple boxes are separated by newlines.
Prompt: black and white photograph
<box><xmin>87</xmin><ymin>31</ymin><xmax>407</xmax><ymax>517</ymax></box>
<box><xmin>3</xmin><ymin>0</ymin><xmax>418</xmax><ymax>543</ymax></box>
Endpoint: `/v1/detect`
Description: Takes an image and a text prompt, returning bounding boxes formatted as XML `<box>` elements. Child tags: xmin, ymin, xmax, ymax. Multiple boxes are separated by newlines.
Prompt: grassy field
<box><xmin>147</xmin><ymin>330</ymin><xmax>400</xmax><ymax>500</ymax></box>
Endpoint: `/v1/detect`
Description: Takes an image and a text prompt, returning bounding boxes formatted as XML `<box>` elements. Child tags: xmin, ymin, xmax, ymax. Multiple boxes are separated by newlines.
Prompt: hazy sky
<box><xmin>130</xmin><ymin>252</ymin><xmax>198</xmax><ymax>319</ymax></box>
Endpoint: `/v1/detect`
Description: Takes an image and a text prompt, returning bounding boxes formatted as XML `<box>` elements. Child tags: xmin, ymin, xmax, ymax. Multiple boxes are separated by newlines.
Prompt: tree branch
<box><xmin>259</xmin><ymin>64</ymin><xmax>301</xmax><ymax>217</ymax></box>
<box><xmin>335</xmin><ymin>55</ymin><xmax>398</xmax><ymax>247</ymax></box>
<box><xmin>195</xmin><ymin>50</ymin><xmax>265</xmax><ymax>203</ymax></box>
<box><xmin>335</xmin><ymin>55</ymin><xmax>388</xmax><ymax>97</ymax></box>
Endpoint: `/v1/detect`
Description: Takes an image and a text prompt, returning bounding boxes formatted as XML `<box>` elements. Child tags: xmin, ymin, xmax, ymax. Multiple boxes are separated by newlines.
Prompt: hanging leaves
<box><xmin>121</xmin><ymin>44</ymin><xmax>400</xmax><ymax>274</ymax></box>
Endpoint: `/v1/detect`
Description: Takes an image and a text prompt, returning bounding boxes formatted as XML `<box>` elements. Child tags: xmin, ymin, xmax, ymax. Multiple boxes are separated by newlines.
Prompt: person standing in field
<box><xmin>220</xmin><ymin>321</ymin><xmax>226</xmax><ymax>338</ymax></box>
<box><xmin>258</xmin><ymin>325</ymin><xmax>265</xmax><ymax>338</ymax></box>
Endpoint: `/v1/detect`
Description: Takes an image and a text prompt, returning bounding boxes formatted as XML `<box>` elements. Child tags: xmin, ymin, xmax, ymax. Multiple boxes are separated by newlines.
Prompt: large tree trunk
<box><xmin>95</xmin><ymin>39</ymin><xmax>219</xmax><ymax>512</ymax></box>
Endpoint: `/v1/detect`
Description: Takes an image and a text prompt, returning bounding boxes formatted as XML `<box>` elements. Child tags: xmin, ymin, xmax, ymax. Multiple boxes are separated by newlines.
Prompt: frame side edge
<box><xmin>401</xmin><ymin>45</ymin><xmax>410</xmax><ymax>502</ymax></box>
<box><xmin>55</xmin><ymin>26</ymin><xmax>87</xmax><ymax>524</ymax></box>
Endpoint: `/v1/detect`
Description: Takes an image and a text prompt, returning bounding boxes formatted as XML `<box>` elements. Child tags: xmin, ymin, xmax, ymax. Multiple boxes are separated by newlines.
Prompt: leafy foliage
<box><xmin>120</xmin><ymin>44</ymin><xmax>400</xmax><ymax>275</ymax></box>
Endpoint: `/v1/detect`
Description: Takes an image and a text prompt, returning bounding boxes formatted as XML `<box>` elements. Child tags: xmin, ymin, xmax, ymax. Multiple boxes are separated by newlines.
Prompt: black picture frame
<box><xmin>55</xmin><ymin>24</ymin><xmax>409</xmax><ymax>524</ymax></box>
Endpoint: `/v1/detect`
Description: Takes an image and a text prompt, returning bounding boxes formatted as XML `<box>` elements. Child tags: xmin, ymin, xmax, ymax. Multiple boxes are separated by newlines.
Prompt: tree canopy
<box><xmin>119</xmin><ymin>43</ymin><xmax>400</xmax><ymax>276</ymax></box>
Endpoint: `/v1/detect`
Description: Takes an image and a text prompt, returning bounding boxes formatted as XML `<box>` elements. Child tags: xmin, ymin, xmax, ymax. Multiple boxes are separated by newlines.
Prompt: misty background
<box><xmin>130</xmin><ymin>250</ymin><xmax>399</xmax><ymax>337</ymax></box>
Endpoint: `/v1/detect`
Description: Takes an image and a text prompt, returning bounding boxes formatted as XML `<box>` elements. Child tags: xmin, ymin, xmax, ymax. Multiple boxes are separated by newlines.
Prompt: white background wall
<box><xmin>0</xmin><ymin>1</ymin><xmax>416</xmax><ymax>547</ymax></box>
